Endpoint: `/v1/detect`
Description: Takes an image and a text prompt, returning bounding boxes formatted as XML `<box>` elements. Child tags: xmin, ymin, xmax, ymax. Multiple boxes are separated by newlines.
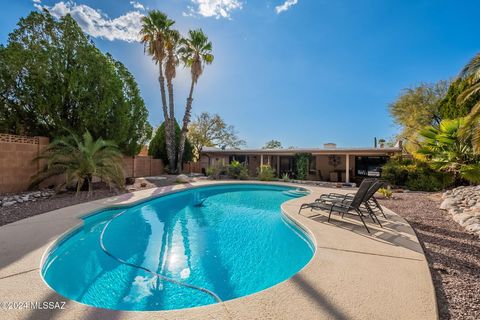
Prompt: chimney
<box><xmin>323</xmin><ymin>143</ymin><xmax>337</xmax><ymax>149</ymax></box>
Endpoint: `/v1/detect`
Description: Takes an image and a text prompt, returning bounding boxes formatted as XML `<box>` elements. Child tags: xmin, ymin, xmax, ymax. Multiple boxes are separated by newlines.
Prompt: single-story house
<box><xmin>199</xmin><ymin>143</ymin><xmax>402</xmax><ymax>184</ymax></box>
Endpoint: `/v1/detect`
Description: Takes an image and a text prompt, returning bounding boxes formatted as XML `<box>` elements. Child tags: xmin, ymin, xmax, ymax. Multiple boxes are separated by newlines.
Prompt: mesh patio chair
<box><xmin>298</xmin><ymin>179</ymin><xmax>375</xmax><ymax>233</ymax></box>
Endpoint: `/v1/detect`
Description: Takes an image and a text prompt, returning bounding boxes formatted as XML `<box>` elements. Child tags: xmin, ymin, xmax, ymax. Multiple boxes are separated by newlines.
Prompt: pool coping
<box><xmin>0</xmin><ymin>180</ymin><xmax>438</xmax><ymax>320</ymax></box>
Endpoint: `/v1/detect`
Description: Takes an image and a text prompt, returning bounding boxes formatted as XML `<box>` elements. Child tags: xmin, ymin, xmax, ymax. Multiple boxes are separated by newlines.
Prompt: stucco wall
<box><xmin>0</xmin><ymin>134</ymin><xmax>49</xmax><ymax>193</ymax></box>
<box><xmin>0</xmin><ymin>134</ymin><xmax>164</xmax><ymax>194</ymax></box>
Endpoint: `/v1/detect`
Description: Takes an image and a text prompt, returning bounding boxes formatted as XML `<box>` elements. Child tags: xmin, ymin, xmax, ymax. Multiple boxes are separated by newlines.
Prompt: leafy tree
<box><xmin>30</xmin><ymin>131</ymin><xmax>124</xmax><ymax>194</ymax></box>
<box><xmin>389</xmin><ymin>81</ymin><xmax>448</xmax><ymax>155</ymax></box>
<box><xmin>263</xmin><ymin>140</ymin><xmax>283</xmax><ymax>149</ymax></box>
<box><xmin>0</xmin><ymin>11</ymin><xmax>151</xmax><ymax>156</ymax></box>
<box><xmin>177</xmin><ymin>29</ymin><xmax>214</xmax><ymax>170</ymax></box>
<box><xmin>148</xmin><ymin>121</ymin><xmax>193</xmax><ymax>170</ymax></box>
<box><xmin>418</xmin><ymin>118</ymin><xmax>480</xmax><ymax>184</ymax></box>
<box><xmin>140</xmin><ymin>10</ymin><xmax>177</xmax><ymax>169</ymax></box>
<box><xmin>187</xmin><ymin>112</ymin><xmax>246</xmax><ymax>158</ymax></box>
<box><xmin>438</xmin><ymin>78</ymin><xmax>477</xmax><ymax>119</ymax></box>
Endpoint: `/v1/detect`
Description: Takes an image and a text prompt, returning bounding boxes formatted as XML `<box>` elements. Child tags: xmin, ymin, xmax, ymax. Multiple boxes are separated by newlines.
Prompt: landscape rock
<box><xmin>441</xmin><ymin>186</ymin><xmax>480</xmax><ymax>238</ymax></box>
<box><xmin>2</xmin><ymin>201</ymin><xmax>16</xmax><ymax>207</ymax></box>
<box><xmin>175</xmin><ymin>174</ymin><xmax>191</xmax><ymax>183</ymax></box>
<box><xmin>0</xmin><ymin>190</ymin><xmax>55</xmax><ymax>207</ymax></box>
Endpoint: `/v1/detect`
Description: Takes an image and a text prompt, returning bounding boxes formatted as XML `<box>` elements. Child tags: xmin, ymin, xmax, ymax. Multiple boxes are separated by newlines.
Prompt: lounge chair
<box><xmin>317</xmin><ymin>180</ymin><xmax>387</xmax><ymax>219</ymax></box>
<box><xmin>298</xmin><ymin>179</ymin><xmax>375</xmax><ymax>233</ymax></box>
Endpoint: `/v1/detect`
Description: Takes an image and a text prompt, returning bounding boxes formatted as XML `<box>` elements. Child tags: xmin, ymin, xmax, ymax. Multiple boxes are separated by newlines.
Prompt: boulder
<box><xmin>175</xmin><ymin>174</ymin><xmax>191</xmax><ymax>183</ymax></box>
<box><xmin>465</xmin><ymin>223</ymin><xmax>480</xmax><ymax>233</ymax></box>
<box><xmin>440</xmin><ymin>197</ymin><xmax>457</xmax><ymax>210</ymax></box>
<box><xmin>452</xmin><ymin>213</ymin><xmax>474</xmax><ymax>226</ymax></box>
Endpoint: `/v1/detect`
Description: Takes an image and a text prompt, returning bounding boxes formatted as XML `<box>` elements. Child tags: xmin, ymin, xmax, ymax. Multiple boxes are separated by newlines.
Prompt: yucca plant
<box><xmin>418</xmin><ymin>118</ymin><xmax>480</xmax><ymax>183</ymax></box>
<box><xmin>30</xmin><ymin>131</ymin><xmax>125</xmax><ymax>194</ymax></box>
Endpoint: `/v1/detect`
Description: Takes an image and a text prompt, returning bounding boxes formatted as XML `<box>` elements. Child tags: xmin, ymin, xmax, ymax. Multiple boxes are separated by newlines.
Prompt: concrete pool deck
<box><xmin>0</xmin><ymin>181</ymin><xmax>438</xmax><ymax>320</ymax></box>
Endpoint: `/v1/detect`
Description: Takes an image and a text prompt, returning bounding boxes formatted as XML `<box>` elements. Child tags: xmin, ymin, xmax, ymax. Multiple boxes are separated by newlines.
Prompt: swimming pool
<box><xmin>41</xmin><ymin>184</ymin><xmax>314</xmax><ymax>311</ymax></box>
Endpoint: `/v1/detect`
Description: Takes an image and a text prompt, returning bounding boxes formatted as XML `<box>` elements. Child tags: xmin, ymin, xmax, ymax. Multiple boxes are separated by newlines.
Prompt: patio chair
<box><xmin>317</xmin><ymin>179</ymin><xmax>387</xmax><ymax>219</ymax></box>
<box><xmin>298</xmin><ymin>179</ymin><xmax>374</xmax><ymax>233</ymax></box>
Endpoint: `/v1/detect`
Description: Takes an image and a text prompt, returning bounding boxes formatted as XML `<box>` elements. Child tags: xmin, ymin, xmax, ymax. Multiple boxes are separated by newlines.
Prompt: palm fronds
<box><xmin>30</xmin><ymin>131</ymin><xmax>124</xmax><ymax>194</ymax></box>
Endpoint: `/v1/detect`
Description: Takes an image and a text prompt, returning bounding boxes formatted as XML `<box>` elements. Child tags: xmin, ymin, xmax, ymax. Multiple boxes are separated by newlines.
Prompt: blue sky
<box><xmin>2</xmin><ymin>1</ymin><xmax>480</xmax><ymax>148</ymax></box>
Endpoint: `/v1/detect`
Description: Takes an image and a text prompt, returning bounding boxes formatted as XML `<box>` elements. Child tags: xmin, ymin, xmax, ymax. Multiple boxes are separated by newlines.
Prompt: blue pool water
<box><xmin>42</xmin><ymin>184</ymin><xmax>314</xmax><ymax>311</ymax></box>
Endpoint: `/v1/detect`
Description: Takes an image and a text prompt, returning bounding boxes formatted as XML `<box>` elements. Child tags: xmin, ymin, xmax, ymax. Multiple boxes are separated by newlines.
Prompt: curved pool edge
<box><xmin>39</xmin><ymin>182</ymin><xmax>316</xmax><ymax>311</ymax></box>
<box><xmin>0</xmin><ymin>180</ymin><xmax>438</xmax><ymax>320</ymax></box>
<box><xmin>38</xmin><ymin>181</ymin><xmax>314</xmax><ymax>276</ymax></box>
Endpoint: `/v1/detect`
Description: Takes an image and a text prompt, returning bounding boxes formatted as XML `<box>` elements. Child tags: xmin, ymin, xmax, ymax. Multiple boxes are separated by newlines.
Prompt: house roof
<box><xmin>200</xmin><ymin>146</ymin><xmax>402</xmax><ymax>156</ymax></box>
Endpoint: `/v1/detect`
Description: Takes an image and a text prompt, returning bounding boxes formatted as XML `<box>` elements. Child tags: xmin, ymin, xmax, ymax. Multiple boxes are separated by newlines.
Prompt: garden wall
<box><xmin>0</xmin><ymin>133</ymin><xmax>165</xmax><ymax>194</ymax></box>
<box><xmin>0</xmin><ymin>134</ymin><xmax>49</xmax><ymax>193</ymax></box>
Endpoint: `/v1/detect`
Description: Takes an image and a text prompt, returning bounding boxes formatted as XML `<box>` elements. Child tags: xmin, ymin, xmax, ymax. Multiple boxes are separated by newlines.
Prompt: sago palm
<box><xmin>457</xmin><ymin>53</ymin><xmax>480</xmax><ymax>150</ymax></box>
<box><xmin>140</xmin><ymin>10</ymin><xmax>177</xmax><ymax>170</ymax></box>
<box><xmin>418</xmin><ymin>118</ymin><xmax>480</xmax><ymax>183</ymax></box>
<box><xmin>30</xmin><ymin>131</ymin><xmax>125</xmax><ymax>194</ymax></box>
<box><xmin>176</xmin><ymin>29</ymin><xmax>214</xmax><ymax>169</ymax></box>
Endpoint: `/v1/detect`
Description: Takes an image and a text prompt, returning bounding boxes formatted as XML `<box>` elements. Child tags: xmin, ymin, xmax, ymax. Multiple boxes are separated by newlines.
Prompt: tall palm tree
<box><xmin>140</xmin><ymin>10</ymin><xmax>177</xmax><ymax>170</ymax></box>
<box><xmin>164</xmin><ymin>29</ymin><xmax>181</xmax><ymax>171</ymax></box>
<box><xmin>176</xmin><ymin>29</ymin><xmax>214</xmax><ymax>170</ymax></box>
<box><xmin>30</xmin><ymin>131</ymin><xmax>124</xmax><ymax>194</ymax></box>
<box><xmin>458</xmin><ymin>53</ymin><xmax>480</xmax><ymax>150</ymax></box>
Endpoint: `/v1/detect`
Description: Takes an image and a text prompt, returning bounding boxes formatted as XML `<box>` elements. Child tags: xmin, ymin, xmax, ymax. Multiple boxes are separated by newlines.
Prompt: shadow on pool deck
<box><xmin>302</xmin><ymin>208</ymin><xmax>425</xmax><ymax>255</ymax></box>
<box><xmin>291</xmin><ymin>273</ymin><xmax>349</xmax><ymax>320</ymax></box>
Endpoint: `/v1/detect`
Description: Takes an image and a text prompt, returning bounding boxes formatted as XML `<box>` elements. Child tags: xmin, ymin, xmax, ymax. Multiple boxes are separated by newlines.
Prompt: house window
<box><xmin>355</xmin><ymin>156</ymin><xmax>389</xmax><ymax>177</ymax></box>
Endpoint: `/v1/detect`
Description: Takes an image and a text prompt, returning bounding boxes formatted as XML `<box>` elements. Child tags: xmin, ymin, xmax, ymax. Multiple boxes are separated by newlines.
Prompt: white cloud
<box><xmin>130</xmin><ymin>1</ymin><xmax>145</xmax><ymax>11</ymax></box>
<box><xmin>187</xmin><ymin>0</ymin><xmax>242</xmax><ymax>19</ymax></box>
<box><xmin>35</xmin><ymin>1</ymin><xmax>144</xmax><ymax>42</ymax></box>
<box><xmin>275</xmin><ymin>0</ymin><xmax>298</xmax><ymax>14</ymax></box>
<box><xmin>32</xmin><ymin>0</ymin><xmax>42</xmax><ymax>3</ymax></box>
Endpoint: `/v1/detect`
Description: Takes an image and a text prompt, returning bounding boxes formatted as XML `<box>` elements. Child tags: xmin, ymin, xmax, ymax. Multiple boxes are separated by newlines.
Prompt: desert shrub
<box><xmin>377</xmin><ymin>187</ymin><xmax>393</xmax><ymax>199</ymax></box>
<box><xmin>257</xmin><ymin>165</ymin><xmax>275</xmax><ymax>181</ymax></box>
<box><xmin>382</xmin><ymin>158</ymin><xmax>411</xmax><ymax>186</ymax></box>
<box><xmin>382</xmin><ymin>158</ymin><xmax>452</xmax><ymax>191</ymax></box>
<box><xmin>226</xmin><ymin>161</ymin><xmax>249</xmax><ymax>180</ymax></box>
<box><xmin>282</xmin><ymin>173</ymin><xmax>291</xmax><ymax>182</ymax></box>
<box><xmin>205</xmin><ymin>166</ymin><xmax>225</xmax><ymax>180</ymax></box>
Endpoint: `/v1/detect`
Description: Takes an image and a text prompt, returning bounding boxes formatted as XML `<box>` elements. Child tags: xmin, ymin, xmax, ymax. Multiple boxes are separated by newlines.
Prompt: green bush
<box><xmin>257</xmin><ymin>165</ymin><xmax>275</xmax><ymax>181</ymax></box>
<box><xmin>382</xmin><ymin>158</ymin><xmax>452</xmax><ymax>191</ymax></box>
<box><xmin>148</xmin><ymin>121</ymin><xmax>193</xmax><ymax>171</ymax></box>
<box><xmin>294</xmin><ymin>153</ymin><xmax>312</xmax><ymax>180</ymax></box>
<box><xmin>205</xmin><ymin>166</ymin><xmax>225</xmax><ymax>180</ymax></box>
<box><xmin>377</xmin><ymin>187</ymin><xmax>393</xmax><ymax>199</ymax></box>
<box><xmin>226</xmin><ymin>161</ymin><xmax>249</xmax><ymax>180</ymax></box>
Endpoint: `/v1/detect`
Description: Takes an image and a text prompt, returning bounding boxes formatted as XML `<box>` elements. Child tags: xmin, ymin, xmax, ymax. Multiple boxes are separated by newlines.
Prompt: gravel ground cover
<box><xmin>378</xmin><ymin>192</ymin><xmax>480</xmax><ymax>320</ymax></box>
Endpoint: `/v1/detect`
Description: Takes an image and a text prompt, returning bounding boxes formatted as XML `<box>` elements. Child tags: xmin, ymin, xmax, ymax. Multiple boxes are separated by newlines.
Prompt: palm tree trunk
<box><xmin>176</xmin><ymin>80</ymin><xmax>195</xmax><ymax>171</ymax></box>
<box><xmin>166</xmin><ymin>78</ymin><xmax>177</xmax><ymax>172</ymax></box>
<box><xmin>158</xmin><ymin>62</ymin><xmax>176</xmax><ymax>172</ymax></box>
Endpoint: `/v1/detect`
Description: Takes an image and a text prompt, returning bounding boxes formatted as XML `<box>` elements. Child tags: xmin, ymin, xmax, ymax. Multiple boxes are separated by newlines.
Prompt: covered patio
<box><xmin>200</xmin><ymin>146</ymin><xmax>401</xmax><ymax>183</ymax></box>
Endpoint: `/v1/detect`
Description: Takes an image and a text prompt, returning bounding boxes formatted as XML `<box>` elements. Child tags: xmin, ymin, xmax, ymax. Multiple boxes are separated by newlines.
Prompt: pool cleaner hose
<box><xmin>99</xmin><ymin>210</ymin><xmax>222</xmax><ymax>303</ymax></box>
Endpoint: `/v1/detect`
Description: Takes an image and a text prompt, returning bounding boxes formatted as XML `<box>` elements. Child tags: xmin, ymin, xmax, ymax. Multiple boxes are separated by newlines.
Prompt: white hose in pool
<box><xmin>99</xmin><ymin>210</ymin><xmax>222</xmax><ymax>303</ymax></box>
